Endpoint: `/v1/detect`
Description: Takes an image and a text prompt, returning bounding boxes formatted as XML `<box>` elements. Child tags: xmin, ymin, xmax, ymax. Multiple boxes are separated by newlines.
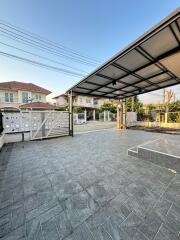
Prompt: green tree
<box><xmin>73</xmin><ymin>107</ymin><xmax>84</xmax><ymax>113</ymax></box>
<box><xmin>168</xmin><ymin>100</ymin><xmax>180</xmax><ymax>112</ymax></box>
<box><xmin>167</xmin><ymin>100</ymin><xmax>180</xmax><ymax>123</ymax></box>
<box><xmin>146</xmin><ymin>104</ymin><xmax>156</xmax><ymax>111</ymax></box>
<box><xmin>100</xmin><ymin>102</ymin><xmax>117</xmax><ymax>113</ymax></box>
<box><xmin>58</xmin><ymin>106</ymin><xmax>68</xmax><ymax>111</ymax></box>
<box><xmin>126</xmin><ymin>96</ymin><xmax>143</xmax><ymax>113</ymax></box>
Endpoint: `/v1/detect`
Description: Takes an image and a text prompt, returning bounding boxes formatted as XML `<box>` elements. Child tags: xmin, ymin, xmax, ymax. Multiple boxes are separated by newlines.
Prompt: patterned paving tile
<box><xmin>87</xmin><ymin>180</ymin><xmax>118</xmax><ymax>206</ymax></box>
<box><xmin>52</xmin><ymin>179</ymin><xmax>83</xmax><ymax>202</ymax></box>
<box><xmin>63</xmin><ymin>191</ymin><xmax>99</xmax><ymax>229</ymax></box>
<box><xmin>121</xmin><ymin>212</ymin><xmax>142</xmax><ymax>238</ymax></box>
<box><xmin>65</xmin><ymin>223</ymin><xmax>95</xmax><ymax>240</ymax></box>
<box><xmin>139</xmin><ymin>211</ymin><xmax>162</xmax><ymax>240</ymax></box>
<box><xmin>154</xmin><ymin>224</ymin><xmax>180</xmax><ymax>240</ymax></box>
<box><xmin>0</xmin><ymin>225</ymin><xmax>26</xmax><ymax>240</ymax></box>
<box><xmin>24</xmin><ymin>188</ymin><xmax>57</xmax><ymax>213</ymax></box>
<box><xmin>0</xmin><ymin>130</ymin><xmax>180</xmax><ymax>239</ymax></box>
<box><xmin>23</xmin><ymin>176</ymin><xmax>51</xmax><ymax>198</ymax></box>
<box><xmin>93</xmin><ymin>217</ymin><xmax>130</xmax><ymax>240</ymax></box>
<box><xmin>0</xmin><ymin>201</ymin><xmax>25</xmax><ymax>238</ymax></box>
<box><xmin>26</xmin><ymin>204</ymin><xmax>64</xmax><ymax>239</ymax></box>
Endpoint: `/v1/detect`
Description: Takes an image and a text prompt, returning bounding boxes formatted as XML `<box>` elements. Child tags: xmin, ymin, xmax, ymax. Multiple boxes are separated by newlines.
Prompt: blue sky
<box><xmin>0</xmin><ymin>0</ymin><xmax>179</xmax><ymax>102</ymax></box>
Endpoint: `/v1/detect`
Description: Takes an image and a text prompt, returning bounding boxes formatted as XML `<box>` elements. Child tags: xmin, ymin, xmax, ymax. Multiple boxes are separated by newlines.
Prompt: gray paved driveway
<box><xmin>74</xmin><ymin>121</ymin><xmax>116</xmax><ymax>134</ymax></box>
<box><xmin>0</xmin><ymin>130</ymin><xmax>180</xmax><ymax>240</ymax></box>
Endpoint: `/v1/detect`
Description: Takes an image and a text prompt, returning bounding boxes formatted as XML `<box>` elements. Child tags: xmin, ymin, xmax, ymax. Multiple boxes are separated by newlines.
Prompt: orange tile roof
<box><xmin>0</xmin><ymin>81</ymin><xmax>51</xmax><ymax>95</ymax></box>
<box><xmin>53</xmin><ymin>93</ymin><xmax>67</xmax><ymax>99</ymax></box>
<box><xmin>20</xmin><ymin>102</ymin><xmax>57</xmax><ymax>110</ymax></box>
<box><xmin>0</xmin><ymin>103</ymin><xmax>20</xmax><ymax>110</ymax></box>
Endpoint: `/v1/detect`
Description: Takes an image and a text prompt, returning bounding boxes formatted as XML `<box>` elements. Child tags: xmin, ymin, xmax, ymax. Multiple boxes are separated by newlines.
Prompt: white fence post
<box><xmin>108</xmin><ymin>111</ymin><xmax>110</xmax><ymax>121</ymax></box>
<box><xmin>84</xmin><ymin>110</ymin><xmax>87</xmax><ymax>122</ymax></box>
<box><xmin>93</xmin><ymin>109</ymin><xmax>96</xmax><ymax>121</ymax></box>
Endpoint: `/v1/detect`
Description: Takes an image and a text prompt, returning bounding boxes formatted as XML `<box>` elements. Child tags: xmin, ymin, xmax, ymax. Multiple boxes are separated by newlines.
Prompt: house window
<box><xmin>86</xmin><ymin>98</ymin><xmax>91</xmax><ymax>103</ymax></box>
<box><xmin>79</xmin><ymin>97</ymin><xmax>82</xmax><ymax>103</ymax></box>
<box><xmin>35</xmin><ymin>94</ymin><xmax>42</xmax><ymax>101</ymax></box>
<box><xmin>5</xmin><ymin>92</ymin><xmax>14</xmax><ymax>102</ymax></box>
<box><xmin>22</xmin><ymin>92</ymin><xmax>28</xmax><ymax>103</ymax></box>
<box><xmin>93</xmin><ymin>99</ymin><xmax>98</xmax><ymax>105</ymax></box>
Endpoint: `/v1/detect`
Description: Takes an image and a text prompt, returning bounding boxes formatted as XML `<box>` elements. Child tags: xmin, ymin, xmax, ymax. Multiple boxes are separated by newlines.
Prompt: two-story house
<box><xmin>0</xmin><ymin>81</ymin><xmax>54</xmax><ymax>110</ymax></box>
<box><xmin>53</xmin><ymin>93</ymin><xmax>109</xmax><ymax>120</ymax></box>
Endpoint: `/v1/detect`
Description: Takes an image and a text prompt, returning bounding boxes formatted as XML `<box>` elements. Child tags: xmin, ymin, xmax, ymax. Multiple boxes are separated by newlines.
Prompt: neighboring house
<box><xmin>53</xmin><ymin>93</ymin><xmax>110</xmax><ymax>120</ymax></box>
<box><xmin>0</xmin><ymin>81</ymin><xmax>51</xmax><ymax>110</ymax></box>
<box><xmin>53</xmin><ymin>94</ymin><xmax>68</xmax><ymax>108</ymax></box>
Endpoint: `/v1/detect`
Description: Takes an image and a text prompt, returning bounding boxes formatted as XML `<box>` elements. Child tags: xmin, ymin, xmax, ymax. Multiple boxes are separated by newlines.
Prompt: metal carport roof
<box><xmin>67</xmin><ymin>8</ymin><xmax>180</xmax><ymax>99</ymax></box>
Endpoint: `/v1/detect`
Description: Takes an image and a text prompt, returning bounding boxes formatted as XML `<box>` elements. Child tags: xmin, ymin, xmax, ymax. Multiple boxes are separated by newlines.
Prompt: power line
<box><xmin>0</xmin><ymin>27</ymin><xmax>98</xmax><ymax>66</ymax></box>
<box><xmin>0</xmin><ymin>21</ymin><xmax>101</xmax><ymax>66</ymax></box>
<box><xmin>0</xmin><ymin>41</ymin><xmax>88</xmax><ymax>74</ymax></box>
<box><xmin>0</xmin><ymin>50</ymin><xmax>86</xmax><ymax>77</ymax></box>
<box><xmin>0</xmin><ymin>19</ymin><xmax>101</xmax><ymax>63</ymax></box>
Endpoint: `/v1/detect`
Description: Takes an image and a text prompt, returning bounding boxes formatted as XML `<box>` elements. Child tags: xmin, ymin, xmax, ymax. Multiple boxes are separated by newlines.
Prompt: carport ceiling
<box><xmin>68</xmin><ymin>8</ymin><xmax>180</xmax><ymax>99</ymax></box>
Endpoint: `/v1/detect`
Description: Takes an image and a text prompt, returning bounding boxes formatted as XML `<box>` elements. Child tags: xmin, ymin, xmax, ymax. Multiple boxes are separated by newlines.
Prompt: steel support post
<box><xmin>68</xmin><ymin>91</ymin><xmax>74</xmax><ymax>137</ymax></box>
<box><xmin>122</xmin><ymin>99</ymin><xmax>126</xmax><ymax>129</ymax></box>
<box><xmin>117</xmin><ymin>103</ymin><xmax>121</xmax><ymax>129</ymax></box>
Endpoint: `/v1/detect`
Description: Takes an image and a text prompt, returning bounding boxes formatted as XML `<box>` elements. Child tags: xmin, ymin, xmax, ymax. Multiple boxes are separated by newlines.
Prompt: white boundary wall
<box><xmin>126</xmin><ymin>112</ymin><xmax>137</xmax><ymax>127</ymax></box>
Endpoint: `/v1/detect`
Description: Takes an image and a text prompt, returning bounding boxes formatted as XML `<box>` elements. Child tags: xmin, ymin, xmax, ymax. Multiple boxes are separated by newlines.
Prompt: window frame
<box><xmin>22</xmin><ymin>92</ymin><xmax>29</xmax><ymax>103</ymax></box>
<box><xmin>5</xmin><ymin>92</ymin><xmax>14</xmax><ymax>103</ymax></box>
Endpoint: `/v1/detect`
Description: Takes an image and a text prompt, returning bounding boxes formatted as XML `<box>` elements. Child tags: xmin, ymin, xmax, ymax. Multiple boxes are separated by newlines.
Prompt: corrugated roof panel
<box><xmin>123</xmin><ymin>93</ymin><xmax>135</xmax><ymax>97</ymax></box>
<box><xmin>135</xmin><ymin>64</ymin><xmax>162</xmax><ymax>78</ymax></box>
<box><xmin>87</xmin><ymin>75</ymin><xmax>111</xmax><ymax>85</ymax></box>
<box><xmin>115</xmin><ymin>49</ymin><xmax>150</xmax><ymax>71</ymax></box>
<box><xmin>73</xmin><ymin>88</ymin><xmax>90</xmax><ymax>93</ymax></box>
<box><xmin>119</xmin><ymin>75</ymin><xmax>140</xmax><ymax>84</ymax></box>
<box><xmin>98</xmin><ymin>87</ymin><xmax>114</xmax><ymax>93</ymax></box>
<box><xmin>79</xmin><ymin>82</ymin><xmax>98</xmax><ymax>90</ymax></box>
<box><xmin>149</xmin><ymin>73</ymin><xmax>170</xmax><ymax>83</ymax></box>
<box><xmin>105</xmin><ymin>94</ymin><xmax>117</xmax><ymax>97</ymax></box>
<box><xmin>122</xmin><ymin>86</ymin><xmax>137</xmax><ymax>92</ymax></box>
<box><xmin>160</xmin><ymin>52</ymin><xmax>180</xmax><ymax>78</ymax></box>
<box><xmin>158</xmin><ymin>79</ymin><xmax>177</xmax><ymax>87</ymax></box>
<box><xmin>134</xmin><ymin>81</ymin><xmax>150</xmax><ymax>88</ymax></box>
<box><xmin>171</xmin><ymin>22</ymin><xmax>180</xmax><ymax>42</ymax></box>
<box><xmin>99</xmin><ymin>65</ymin><xmax>125</xmax><ymax>78</ymax></box>
<box><xmin>90</xmin><ymin>91</ymin><xmax>104</xmax><ymax>96</ymax></box>
<box><xmin>113</xmin><ymin>90</ymin><xmax>127</xmax><ymax>95</ymax></box>
<box><xmin>107</xmin><ymin>82</ymin><xmax>127</xmax><ymax>89</ymax></box>
<box><xmin>68</xmin><ymin>8</ymin><xmax>180</xmax><ymax>99</ymax></box>
<box><xmin>141</xmin><ymin>27</ymin><xmax>178</xmax><ymax>58</ymax></box>
<box><xmin>145</xmin><ymin>85</ymin><xmax>158</xmax><ymax>91</ymax></box>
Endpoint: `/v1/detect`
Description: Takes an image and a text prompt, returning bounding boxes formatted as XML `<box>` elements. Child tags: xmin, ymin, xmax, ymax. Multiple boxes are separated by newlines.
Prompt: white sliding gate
<box><xmin>30</xmin><ymin>111</ymin><xmax>69</xmax><ymax>140</ymax></box>
<box><xmin>3</xmin><ymin>111</ymin><xmax>70</xmax><ymax>140</ymax></box>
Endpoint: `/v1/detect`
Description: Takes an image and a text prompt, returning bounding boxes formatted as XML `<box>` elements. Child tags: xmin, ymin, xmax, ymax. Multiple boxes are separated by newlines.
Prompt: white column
<box><xmin>108</xmin><ymin>111</ymin><xmax>110</xmax><ymax>121</ymax></box>
<box><xmin>84</xmin><ymin>109</ymin><xmax>87</xmax><ymax>122</ymax></box>
<box><xmin>93</xmin><ymin>109</ymin><xmax>96</xmax><ymax>121</ymax></box>
<box><xmin>104</xmin><ymin>111</ymin><xmax>106</xmax><ymax>122</ymax></box>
